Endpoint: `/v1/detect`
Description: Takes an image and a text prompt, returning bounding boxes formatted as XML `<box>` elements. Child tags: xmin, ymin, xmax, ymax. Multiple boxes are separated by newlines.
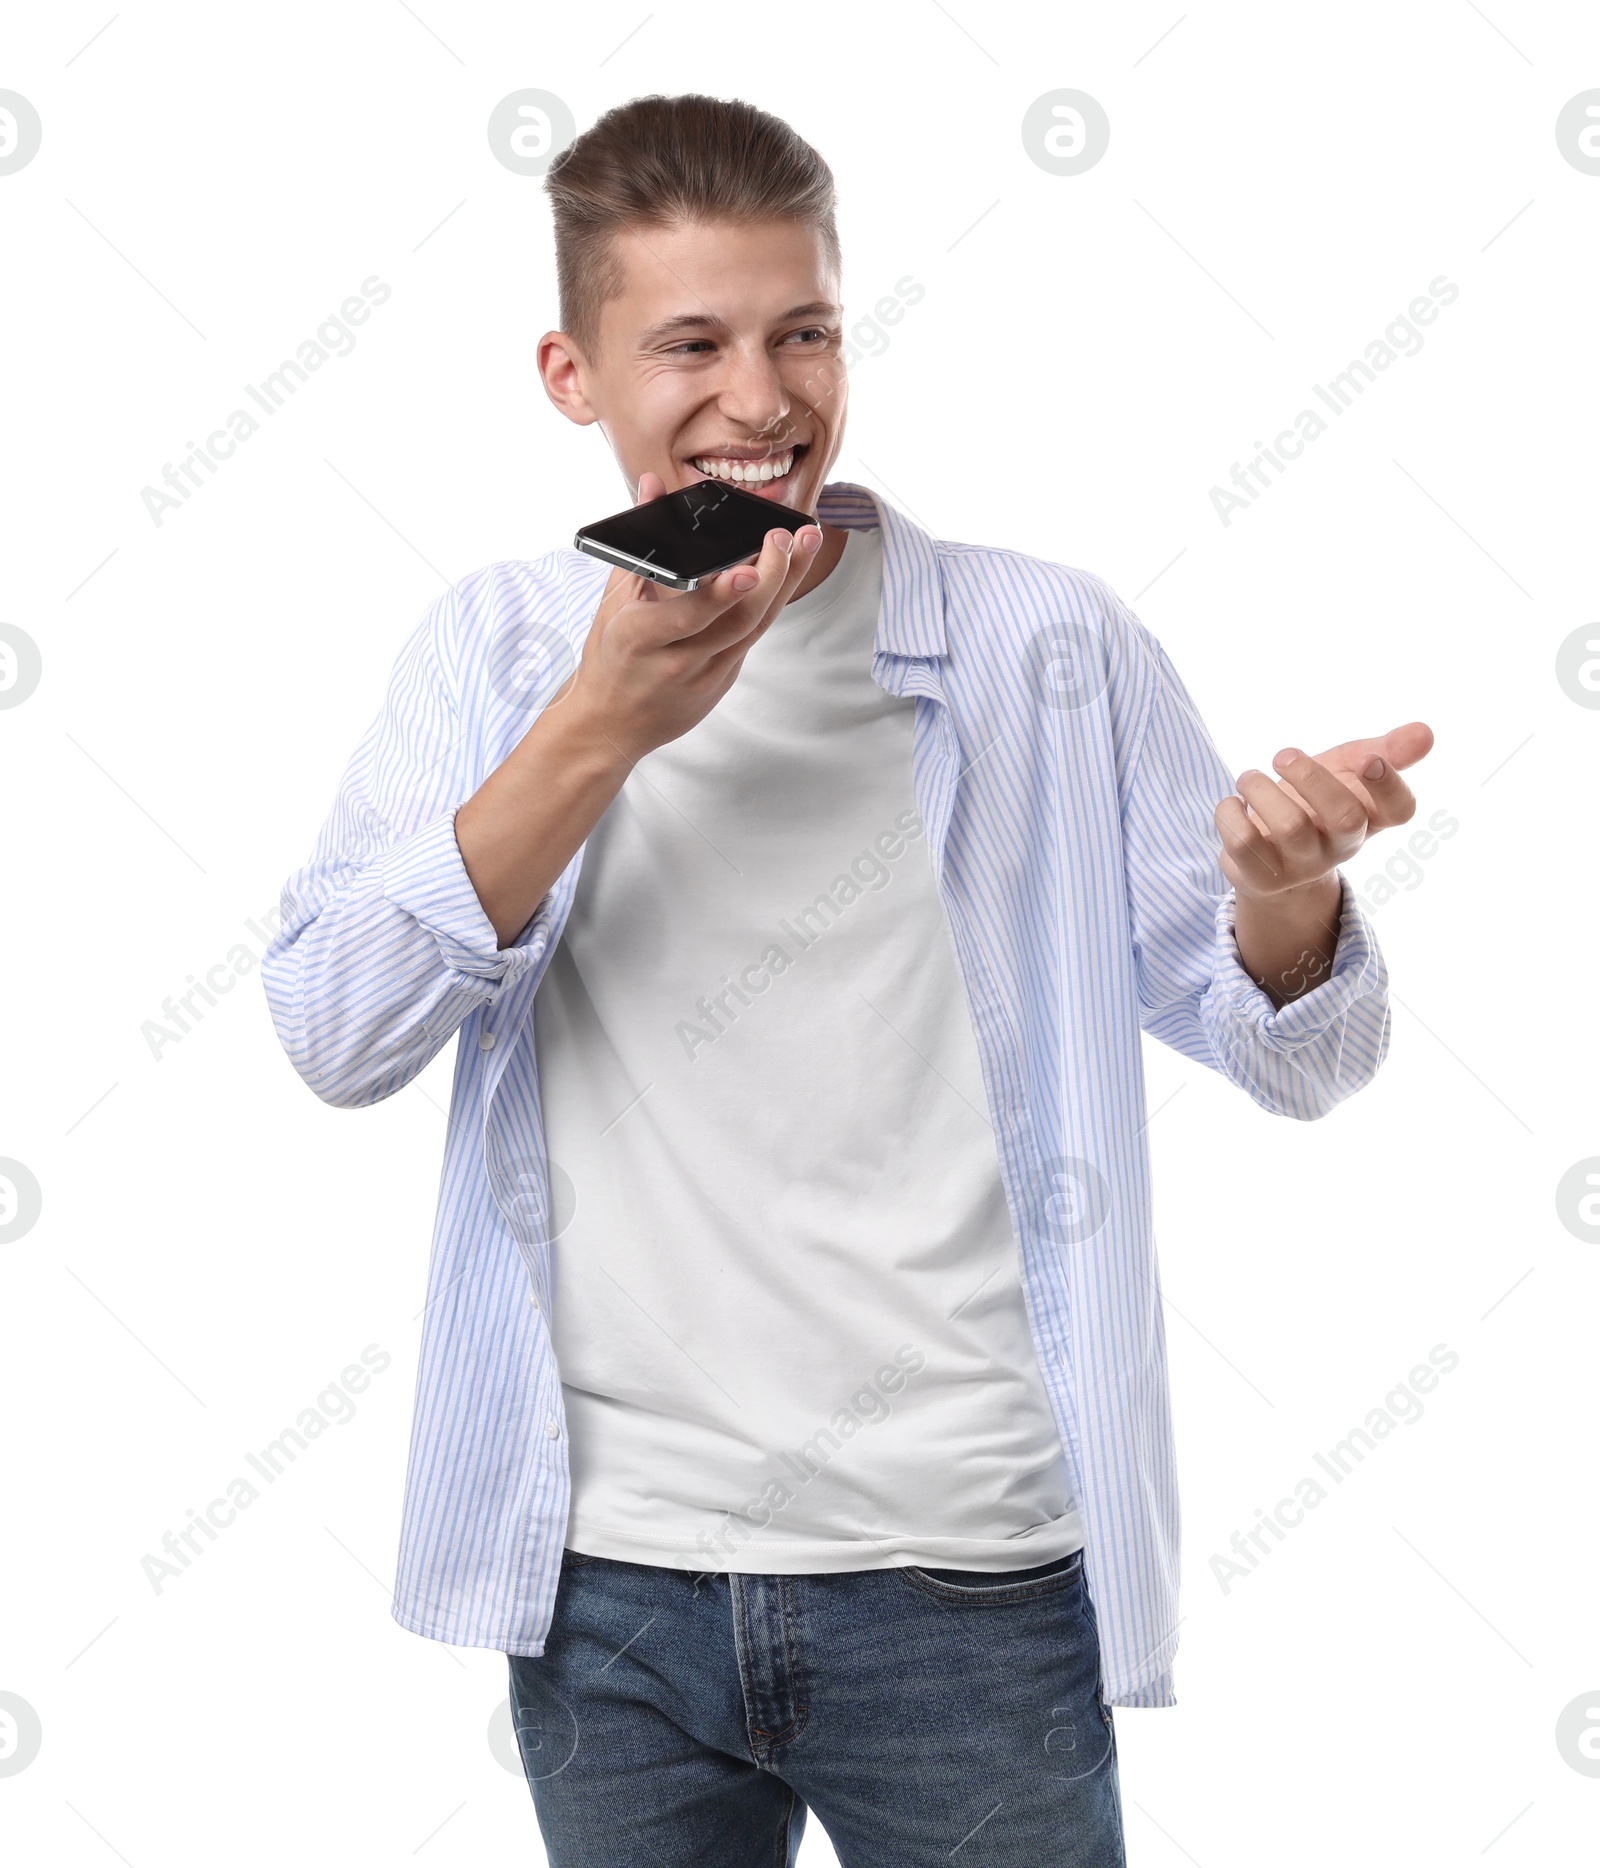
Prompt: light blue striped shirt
<box><xmin>262</xmin><ymin>481</ymin><xmax>1389</xmax><ymax>1707</ymax></box>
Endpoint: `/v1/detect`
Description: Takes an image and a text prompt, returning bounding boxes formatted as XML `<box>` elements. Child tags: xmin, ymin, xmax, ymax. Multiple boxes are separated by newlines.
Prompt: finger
<box><xmin>1343</xmin><ymin>747</ymin><xmax>1418</xmax><ymax>831</ymax></box>
<box><xmin>612</xmin><ymin>551</ymin><xmax>761</xmax><ymax>645</ymax></box>
<box><xmin>759</xmin><ymin>523</ymin><xmax>824</xmax><ymax>614</ymax></box>
<box><xmin>627</xmin><ymin>520</ymin><xmax>819</xmax><ymax>655</ymax></box>
<box><xmin>730</xmin><ymin>524</ymin><xmax>820</xmax><ymax>635</ymax></box>
<box><xmin>660</xmin><ymin>527</ymin><xmax>798</xmax><ymax>649</ymax></box>
<box><xmin>1233</xmin><ymin>768</ymin><xmax>1324</xmax><ymax>864</ymax></box>
<box><xmin>789</xmin><ymin>521</ymin><xmax>825</xmax><ymax>568</ymax></box>
<box><xmin>597</xmin><ymin>501</ymin><xmax>779</xmax><ymax>638</ymax></box>
<box><xmin>1215</xmin><ymin>795</ymin><xmax>1282</xmax><ymax>890</ymax></box>
<box><xmin>740</xmin><ymin>521</ymin><xmax>825</xmax><ymax>633</ymax></box>
<box><xmin>1380</xmin><ymin>719</ymin><xmax>1434</xmax><ymax>772</ymax></box>
<box><xmin>701</xmin><ymin>526</ymin><xmax>824</xmax><ymax>673</ymax></box>
<box><xmin>1319</xmin><ymin>720</ymin><xmax>1434</xmax><ymax>778</ymax></box>
<box><xmin>1268</xmin><ymin>747</ymin><xmax>1370</xmax><ymax>846</ymax></box>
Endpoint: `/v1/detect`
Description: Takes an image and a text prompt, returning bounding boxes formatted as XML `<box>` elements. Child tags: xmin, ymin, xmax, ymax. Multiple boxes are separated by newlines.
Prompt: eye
<box><xmin>784</xmin><ymin>326</ymin><xmax>830</xmax><ymax>345</ymax></box>
<box><xmin>667</xmin><ymin>338</ymin><xmax>717</xmax><ymax>355</ymax></box>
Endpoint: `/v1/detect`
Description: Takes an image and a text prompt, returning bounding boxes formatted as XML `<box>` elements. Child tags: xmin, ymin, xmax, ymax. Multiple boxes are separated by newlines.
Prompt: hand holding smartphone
<box><xmin>574</xmin><ymin>470</ymin><xmax>823</xmax><ymax>751</ymax></box>
<box><xmin>457</xmin><ymin>475</ymin><xmax>823</xmax><ymax>949</ymax></box>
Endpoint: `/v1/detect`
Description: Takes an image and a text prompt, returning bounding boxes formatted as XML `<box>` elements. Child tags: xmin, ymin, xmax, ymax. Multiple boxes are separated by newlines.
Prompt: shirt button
<box><xmin>478</xmin><ymin>1031</ymin><xmax>496</xmax><ymax>1051</ymax></box>
<box><xmin>545</xmin><ymin>1419</ymin><xmax>560</xmax><ymax>1439</ymax></box>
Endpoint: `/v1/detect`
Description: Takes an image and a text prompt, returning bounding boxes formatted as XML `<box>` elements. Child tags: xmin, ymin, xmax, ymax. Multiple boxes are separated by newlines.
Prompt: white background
<box><xmin>2</xmin><ymin>2</ymin><xmax>1597</xmax><ymax>1862</ymax></box>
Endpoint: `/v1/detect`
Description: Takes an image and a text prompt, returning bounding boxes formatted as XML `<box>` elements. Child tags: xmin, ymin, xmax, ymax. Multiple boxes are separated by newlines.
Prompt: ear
<box><xmin>537</xmin><ymin>331</ymin><xmax>599</xmax><ymax>427</ymax></box>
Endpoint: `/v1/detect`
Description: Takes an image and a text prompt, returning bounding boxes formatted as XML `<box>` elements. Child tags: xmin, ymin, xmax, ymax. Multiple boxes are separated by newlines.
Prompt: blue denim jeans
<box><xmin>507</xmin><ymin>1545</ymin><xmax>1126</xmax><ymax>1866</ymax></box>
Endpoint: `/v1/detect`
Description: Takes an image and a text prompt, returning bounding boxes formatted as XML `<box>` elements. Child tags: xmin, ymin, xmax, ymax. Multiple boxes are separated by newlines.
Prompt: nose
<box><xmin>714</xmin><ymin>338</ymin><xmax>792</xmax><ymax>441</ymax></box>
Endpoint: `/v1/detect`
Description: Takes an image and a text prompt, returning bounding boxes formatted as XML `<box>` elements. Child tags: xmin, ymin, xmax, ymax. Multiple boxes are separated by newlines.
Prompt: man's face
<box><xmin>539</xmin><ymin>217</ymin><xmax>848</xmax><ymax>514</ymax></box>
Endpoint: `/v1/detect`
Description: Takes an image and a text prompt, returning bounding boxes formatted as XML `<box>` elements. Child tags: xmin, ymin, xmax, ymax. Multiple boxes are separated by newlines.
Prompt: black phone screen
<box><xmin>576</xmin><ymin>481</ymin><xmax>812</xmax><ymax>582</ymax></box>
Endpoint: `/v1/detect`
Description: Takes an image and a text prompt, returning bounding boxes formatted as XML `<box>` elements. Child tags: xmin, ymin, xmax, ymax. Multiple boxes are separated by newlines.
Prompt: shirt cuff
<box><xmin>1109</xmin><ymin>1669</ymin><xmax>1176</xmax><ymax>1709</ymax></box>
<box><xmin>1209</xmin><ymin>872</ymin><xmax>1383</xmax><ymax>1048</ymax></box>
<box><xmin>379</xmin><ymin>811</ymin><xmax>555</xmax><ymax>985</ymax></box>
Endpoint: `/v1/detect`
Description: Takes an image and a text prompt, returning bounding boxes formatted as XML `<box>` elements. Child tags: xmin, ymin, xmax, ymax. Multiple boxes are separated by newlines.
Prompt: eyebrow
<box><xmin>635</xmin><ymin>301</ymin><xmax>840</xmax><ymax>347</ymax></box>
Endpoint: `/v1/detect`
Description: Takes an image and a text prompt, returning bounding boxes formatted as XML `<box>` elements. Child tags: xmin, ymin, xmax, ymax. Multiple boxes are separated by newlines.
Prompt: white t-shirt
<box><xmin>533</xmin><ymin>525</ymin><xmax>1085</xmax><ymax>1572</ymax></box>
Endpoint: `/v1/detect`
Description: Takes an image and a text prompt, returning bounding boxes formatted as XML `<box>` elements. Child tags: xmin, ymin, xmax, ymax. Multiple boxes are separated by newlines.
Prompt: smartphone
<box><xmin>575</xmin><ymin>481</ymin><xmax>813</xmax><ymax>592</ymax></box>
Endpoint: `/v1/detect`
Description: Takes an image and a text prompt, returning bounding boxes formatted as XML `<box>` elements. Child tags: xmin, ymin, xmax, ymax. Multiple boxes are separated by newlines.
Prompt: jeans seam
<box><xmin>774</xmin><ymin>1784</ymin><xmax>802</xmax><ymax>1868</ymax></box>
<box><xmin>775</xmin><ymin>1577</ymin><xmax>809</xmax><ymax>1748</ymax></box>
<box><xmin>731</xmin><ymin>1575</ymin><xmax>770</xmax><ymax>1767</ymax></box>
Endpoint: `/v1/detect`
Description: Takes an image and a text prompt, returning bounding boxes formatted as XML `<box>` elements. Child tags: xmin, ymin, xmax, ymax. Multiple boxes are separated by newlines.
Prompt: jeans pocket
<box><xmin>900</xmin><ymin>1546</ymin><xmax>1084</xmax><ymax>1603</ymax></box>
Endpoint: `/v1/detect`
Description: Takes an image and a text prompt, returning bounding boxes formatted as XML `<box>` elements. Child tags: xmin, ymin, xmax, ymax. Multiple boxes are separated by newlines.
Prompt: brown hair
<box><xmin>543</xmin><ymin>93</ymin><xmax>840</xmax><ymax>357</ymax></box>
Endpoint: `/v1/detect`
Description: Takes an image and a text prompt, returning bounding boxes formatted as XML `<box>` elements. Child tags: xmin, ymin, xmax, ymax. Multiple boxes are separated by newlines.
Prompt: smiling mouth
<box><xmin>686</xmin><ymin>443</ymin><xmax>807</xmax><ymax>498</ymax></box>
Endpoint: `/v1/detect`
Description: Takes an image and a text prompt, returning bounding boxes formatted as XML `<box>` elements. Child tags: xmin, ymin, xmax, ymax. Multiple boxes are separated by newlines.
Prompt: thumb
<box><xmin>635</xmin><ymin>470</ymin><xmax>665</xmax><ymax>505</ymax></box>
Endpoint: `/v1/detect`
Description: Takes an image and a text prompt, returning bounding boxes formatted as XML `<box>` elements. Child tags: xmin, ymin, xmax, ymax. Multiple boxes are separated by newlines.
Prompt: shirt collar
<box><xmin>817</xmin><ymin>480</ymin><xmax>947</xmax><ymax>661</ymax></box>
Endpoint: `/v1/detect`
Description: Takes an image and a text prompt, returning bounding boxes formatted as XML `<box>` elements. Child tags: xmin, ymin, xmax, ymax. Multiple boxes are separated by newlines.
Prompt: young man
<box><xmin>264</xmin><ymin>94</ymin><xmax>1430</xmax><ymax>1866</ymax></box>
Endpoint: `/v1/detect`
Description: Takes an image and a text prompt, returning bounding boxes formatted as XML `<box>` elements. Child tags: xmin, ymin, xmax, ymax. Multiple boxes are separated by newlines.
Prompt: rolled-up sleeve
<box><xmin>262</xmin><ymin>591</ymin><xmax>556</xmax><ymax>1108</ymax></box>
<box><xmin>1114</xmin><ymin>605</ymin><xmax>1391</xmax><ymax>1120</ymax></box>
<box><xmin>1201</xmin><ymin>870</ymin><xmax>1391</xmax><ymax>1117</ymax></box>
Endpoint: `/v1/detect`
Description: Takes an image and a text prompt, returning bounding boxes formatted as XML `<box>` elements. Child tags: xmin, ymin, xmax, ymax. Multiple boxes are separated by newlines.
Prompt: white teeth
<box><xmin>691</xmin><ymin>450</ymin><xmax>795</xmax><ymax>482</ymax></box>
